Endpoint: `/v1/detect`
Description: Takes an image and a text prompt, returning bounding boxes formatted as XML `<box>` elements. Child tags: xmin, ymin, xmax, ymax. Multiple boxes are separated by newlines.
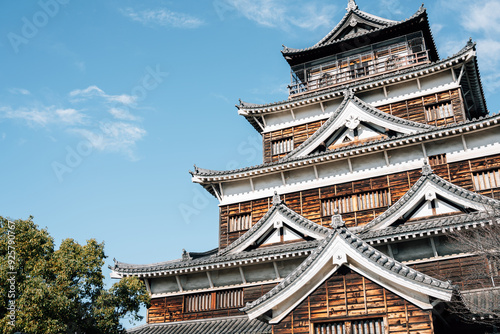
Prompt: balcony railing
<box><xmin>288</xmin><ymin>49</ymin><xmax>430</xmax><ymax>97</ymax></box>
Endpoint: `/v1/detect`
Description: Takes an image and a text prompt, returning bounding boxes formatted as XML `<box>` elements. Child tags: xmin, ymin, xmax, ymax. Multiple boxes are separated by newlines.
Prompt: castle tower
<box><xmin>114</xmin><ymin>2</ymin><xmax>500</xmax><ymax>333</ymax></box>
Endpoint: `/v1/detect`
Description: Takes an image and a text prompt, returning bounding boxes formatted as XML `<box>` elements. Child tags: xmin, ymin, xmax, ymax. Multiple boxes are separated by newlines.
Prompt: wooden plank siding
<box><xmin>147</xmin><ymin>283</ymin><xmax>277</xmax><ymax>324</ymax></box>
<box><xmin>262</xmin><ymin>89</ymin><xmax>465</xmax><ymax>164</ymax></box>
<box><xmin>264</xmin><ymin>120</ymin><xmax>325</xmax><ymax>163</ymax></box>
<box><xmin>219</xmin><ymin>153</ymin><xmax>500</xmax><ymax>249</ymax></box>
<box><xmin>272</xmin><ymin>267</ymin><xmax>434</xmax><ymax>334</ymax></box>
<box><xmin>410</xmin><ymin>255</ymin><xmax>496</xmax><ymax>291</ymax></box>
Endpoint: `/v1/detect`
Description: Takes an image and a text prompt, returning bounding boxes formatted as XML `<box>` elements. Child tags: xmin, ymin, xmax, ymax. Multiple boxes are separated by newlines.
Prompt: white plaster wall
<box><xmin>388</xmin><ymin>146</ymin><xmax>425</xmax><ymax>165</ymax></box>
<box><xmin>351</xmin><ymin>152</ymin><xmax>386</xmax><ymax>171</ymax></box>
<box><xmin>223</xmin><ymin>179</ymin><xmax>251</xmax><ymax>196</ymax></box>
<box><xmin>316</xmin><ymin>160</ymin><xmax>351</xmax><ymax>178</ymax></box>
<box><xmin>253</xmin><ymin>173</ymin><xmax>284</xmax><ymax>191</ymax></box>
<box><xmin>419</xmin><ymin>71</ymin><xmax>454</xmax><ymax>91</ymax></box>
<box><xmin>150</xmin><ymin>277</ymin><xmax>179</xmax><ymax>294</ymax></box>
<box><xmin>465</xmin><ymin>128</ymin><xmax>500</xmax><ymax>150</ymax></box>
<box><xmin>425</xmin><ymin>137</ymin><xmax>464</xmax><ymax>156</ymax></box>
<box><xmin>284</xmin><ymin>167</ymin><xmax>316</xmax><ymax>184</ymax></box>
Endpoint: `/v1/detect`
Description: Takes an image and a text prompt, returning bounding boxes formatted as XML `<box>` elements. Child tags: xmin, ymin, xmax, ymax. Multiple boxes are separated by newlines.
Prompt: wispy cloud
<box><xmin>462</xmin><ymin>1</ymin><xmax>500</xmax><ymax>34</ymax></box>
<box><xmin>8</xmin><ymin>88</ymin><xmax>31</xmax><ymax>95</ymax></box>
<box><xmin>69</xmin><ymin>85</ymin><xmax>137</xmax><ymax>105</ymax></box>
<box><xmin>121</xmin><ymin>8</ymin><xmax>204</xmax><ymax>29</ymax></box>
<box><xmin>1</xmin><ymin>85</ymin><xmax>147</xmax><ymax>159</ymax></box>
<box><xmin>72</xmin><ymin>121</ymin><xmax>146</xmax><ymax>160</ymax></box>
<box><xmin>217</xmin><ymin>0</ymin><xmax>336</xmax><ymax>31</ymax></box>
<box><xmin>0</xmin><ymin>106</ymin><xmax>86</xmax><ymax>127</ymax></box>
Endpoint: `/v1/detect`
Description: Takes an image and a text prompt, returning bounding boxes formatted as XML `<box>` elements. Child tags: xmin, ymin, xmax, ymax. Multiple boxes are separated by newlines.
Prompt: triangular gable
<box><xmin>241</xmin><ymin>215</ymin><xmax>454</xmax><ymax>324</ymax></box>
<box><xmin>362</xmin><ymin>163</ymin><xmax>500</xmax><ymax>231</ymax></box>
<box><xmin>286</xmin><ymin>93</ymin><xmax>433</xmax><ymax>159</ymax></box>
<box><xmin>317</xmin><ymin>0</ymin><xmax>397</xmax><ymax>45</ymax></box>
<box><xmin>219</xmin><ymin>193</ymin><xmax>330</xmax><ymax>256</ymax></box>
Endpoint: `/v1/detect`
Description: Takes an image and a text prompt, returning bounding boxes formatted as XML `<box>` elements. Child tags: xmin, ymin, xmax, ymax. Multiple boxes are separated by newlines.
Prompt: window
<box><xmin>425</xmin><ymin>101</ymin><xmax>454</xmax><ymax>121</ymax></box>
<box><xmin>428</xmin><ymin>154</ymin><xmax>447</xmax><ymax>166</ymax></box>
<box><xmin>229</xmin><ymin>213</ymin><xmax>251</xmax><ymax>232</ymax></box>
<box><xmin>272</xmin><ymin>137</ymin><xmax>293</xmax><ymax>155</ymax></box>
<box><xmin>472</xmin><ymin>169</ymin><xmax>500</xmax><ymax>190</ymax></box>
<box><xmin>314</xmin><ymin>318</ymin><xmax>385</xmax><ymax>334</ymax></box>
<box><xmin>184</xmin><ymin>289</ymin><xmax>243</xmax><ymax>313</ymax></box>
<box><xmin>321</xmin><ymin>190</ymin><xmax>389</xmax><ymax>216</ymax></box>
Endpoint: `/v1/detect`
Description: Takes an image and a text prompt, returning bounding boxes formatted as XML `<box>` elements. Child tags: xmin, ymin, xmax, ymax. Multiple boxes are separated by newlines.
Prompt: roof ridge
<box><xmin>361</xmin><ymin>165</ymin><xmax>500</xmax><ymax>231</ymax></box>
<box><xmin>283</xmin><ymin>6</ymin><xmax>426</xmax><ymax>55</ymax></box>
<box><xmin>242</xmin><ymin>41</ymin><xmax>474</xmax><ymax>112</ymax></box>
<box><xmin>218</xmin><ymin>198</ymin><xmax>330</xmax><ymax>256</ymax></box>
<box><xmin>284</xmin><ymin>93</ymin><xmax>434</xmax><ymax>159</ymax></box>
<box><xmin>192</xmin><ymin>111</ymin><xmax>500</xmax><ymax>178</ymax></box>
<box><xmin>241</xmin><ymin>215</ymin><xmax>453</xmax><ymax>313</ymax></box>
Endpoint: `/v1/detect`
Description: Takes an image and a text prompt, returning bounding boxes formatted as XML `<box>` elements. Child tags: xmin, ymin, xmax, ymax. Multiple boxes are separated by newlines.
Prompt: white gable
<box><xmin>288</xmin><ymin>97</ymin><xmax>432</xmax><ymax>159</ymax></box>
<box><xmin>363</xmin><ymin>167</ymin><xmax>500</xmax><ymax>231</ymax></box>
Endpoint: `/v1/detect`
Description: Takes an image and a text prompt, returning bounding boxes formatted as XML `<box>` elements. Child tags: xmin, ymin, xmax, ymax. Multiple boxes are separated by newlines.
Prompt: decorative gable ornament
<box><xmin>362</xmin><ymin>163</ymin><xmax>500</xmax><ymax>231</ymax></box>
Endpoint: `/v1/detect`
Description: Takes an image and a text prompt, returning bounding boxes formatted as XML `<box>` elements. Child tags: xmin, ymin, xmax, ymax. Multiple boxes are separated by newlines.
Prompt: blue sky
<box><xmin>1</xmin><ymin>0</ymin><xmax>500</xmax><ymax>327</ymax></box>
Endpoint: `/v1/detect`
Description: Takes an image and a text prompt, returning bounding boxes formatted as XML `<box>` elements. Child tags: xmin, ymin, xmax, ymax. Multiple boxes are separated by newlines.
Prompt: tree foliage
<box><xmin>446</xmin><ymin>220</ymin><xmax>500</xmax><ymax>326</ymax></box>
<box><xmin>0</xmin><ymin>216</ymin><xmax>150</xmax><ymax>333</ymax></box>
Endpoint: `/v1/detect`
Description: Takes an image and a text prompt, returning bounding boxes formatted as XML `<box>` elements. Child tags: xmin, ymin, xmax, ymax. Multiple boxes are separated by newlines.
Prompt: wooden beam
<box><xmin>456</xmin><ymin>64</ymin><xmax>465</xmax><ymax>83</ymax></box>
<box><xmin>239</xmin><ymin>266</ymin><xmax>247</xmax><ymax>284</ymax></box>
<box><xmin>290</xmin><ymin>109</ymin><xmax>296</xmax><ymax>119</ymax></box>
<box><xmin>421</xmin><ymin>143</ymin><xmax>427</xmax><ymax>159</ymax></box>
<box><xmin>383</xmin><ymin>86</ymin><xmax>388</xmax><ymax>98</ymax></box>
<box><xmin>320</xmin><ymin>101</ymin><xmax>326</xmax><ymax>113</ymax></box>
<box><xmin>281</xmin><ymin>172</ymin><xmax>287</xmax><ymax>185</ymax></box>
<box><xmin>144</xmin><ymin>278</ymin><xmax>151</xmax><ymax>294</ymax></box>
<box><xmin>416</xmin><ymin>78</ymin><xmax>422</xmax><ymax>90</ymax></box>
<box><xmin>252</xmin><ymin>116</ymin><xmax>265</xmax><ymax>132</ymax></box>
<box><xmin>461</xmin><ymin>135</ymin><xmax>468</xmax><ymax>150</ymax></box>
<box><xmin>347</xmin><ymin>158</ymin><xmax>353</xmax><ymax>173</ymax></box>
<box><xmin>273</xmin><ymin>261</ymin><xmax>281</xmax><ymax>279</ymax></box>
<box><xmin>249</xmin><ymin>178</ymin><xmax>255</xmax><ymax>191</ymax></box>
<box><xmin>313</xmin><ymin>165</ymin><xmax>319</xmax><ymax>180</ymax></box>
<box><xmin>211</xmin><ymin>184</ymin><xmax>222</xmax><ymax>201</ymax></box>
<box><xmin>430</xmin><ymin>237</ymin><xmax>438</xmax><ymax>257</ymax></box>
<box><xmin>383</xmin><ymin>150</ymin><xmax>390</xmax><ymax>166</ymax></box>
<box><xmin>206</xmin><ymin>271</ymin><xmax>214</xmax><ymax>288</ymax></box>
<box><xmin>175</xmin><ymin>276</ymin><xmax>183</xmax><ymax>292</ymax></box>
<box><xmin>218</xmin><ymin>182</ymin><xmax>224</xmax><ymax>197</ymax></box>
<box><xmin>261</xmin><ymin>115</ymin><xmax>267</xmax><ymax>127</ymax></box>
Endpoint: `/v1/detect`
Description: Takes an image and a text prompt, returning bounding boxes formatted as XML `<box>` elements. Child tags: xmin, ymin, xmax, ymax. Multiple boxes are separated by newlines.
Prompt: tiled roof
<box><xmin>112</xmin><ymin>239</ymin><xmax>319</xmax><ymax>276</ymax></box>
<box><xmin>127</xmin><ymin>316</ymin><xmax>271</xmax><ymax>334</ymax></box>
<box><xmin>360</xmin><ymin>211</ymin><xmax>499</xmax><ymax>244</ymax></box>
<box><xmin>241</xmin><ymin>217</ymin><xmax>454</xmax><ymax>313</ymax></box>
<box><xmin>218</xmin><ymin>194</ymin><xmax>330</xmax><ymax>256</ymax></box>
<box><xmin>191</xmin><ymin>112</ymin><xmax>500</xmax><ymax>182</ymax></box>
<box><xmin>282</xmin><ymin>6</ymin><xmax>426</xmax><ymax>56</ymax></box>
<box><xmin>361</xmin><ymin>167</ymin><xmax>500</xmax><ymax>231</ymax></box>
<box><xmin>237</xmin><ymin>42</ymin><xmax>475</xmax><ymax>114</ymax></box>
<box><xmin>285</xmin><ymin>93</ymin><xmax>433</xmax><ymax>159</ymax></box>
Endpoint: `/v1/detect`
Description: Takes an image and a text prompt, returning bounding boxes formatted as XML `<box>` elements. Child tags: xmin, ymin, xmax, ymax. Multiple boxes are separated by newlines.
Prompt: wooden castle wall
<box><xmin>219</xmin><ymin>153</ymin><xmax>500</xmax><ymax>249</ymax></box>
<box><xmin>262</xmin><ymin>89</ymin><xmax>464</xmax><ymax>164</ymax></box>
<box><xmin>147</xmin><ymin>283</ymin><xmax>276</xmax><ymax>324</ymax></box>
<box><xmin>272</xmin><ymin>267</ymin><xmax>434</xmax><ymax>334</ymax></box>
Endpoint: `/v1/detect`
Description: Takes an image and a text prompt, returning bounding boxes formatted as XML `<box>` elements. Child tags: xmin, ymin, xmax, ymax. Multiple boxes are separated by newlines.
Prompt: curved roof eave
<box><xmin>195</xmin><ymin>108</ymin><xmax>500</xmax><ymax>183</ymax></box>
<box><xmin>238</xmin><ymin>43</ymin><xmax>475</xmax><ymax>118</ymax></box>
<box><xmin>281</xmin><ymin>6</ymin><xmax>432</xmax><ymax>61</ymax></box>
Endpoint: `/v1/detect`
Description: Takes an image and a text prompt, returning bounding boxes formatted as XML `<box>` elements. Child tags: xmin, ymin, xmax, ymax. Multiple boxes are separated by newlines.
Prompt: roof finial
<box><xmin>347</xmin><ymin>0</ymin><xmax>358</xmax><ymax>11</ymax></box>
<box><xmin>467</xmin><ymin>37</ymin><xmax>474</xmax><ymax>47</ymax></box>
<box><xmin>272</xmin><ymin>191</ymin><xmax>282</xmax><ymax>206</ymax></box>
<box><xmin>182</xmin><ymin>249</ymin><xmax>192</xmax><ymax>261</ymax></box>
<box><xmin>330</xmin><ymin>209</ymin><xmax>345</xmax><ymax>229</ymax></box>
<box><xmin>422</xmin><ymin>160</ymin><xmax>433</xmax><ymax>176</ymax></box>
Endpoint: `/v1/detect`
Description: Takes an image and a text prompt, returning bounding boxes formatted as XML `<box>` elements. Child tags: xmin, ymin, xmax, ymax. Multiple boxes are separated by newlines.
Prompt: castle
<box><xmin>113</xmin><ymin>2</ymin><xmax>500</xmax><ymax>333</ymax></box>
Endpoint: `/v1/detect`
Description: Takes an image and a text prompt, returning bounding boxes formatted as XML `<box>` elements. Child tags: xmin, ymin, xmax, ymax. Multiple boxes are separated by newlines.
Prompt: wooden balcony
<box><xmin>288</xmin><ymin>50</ymin><xmax>430</xmax><ymax>98</ymax></box>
